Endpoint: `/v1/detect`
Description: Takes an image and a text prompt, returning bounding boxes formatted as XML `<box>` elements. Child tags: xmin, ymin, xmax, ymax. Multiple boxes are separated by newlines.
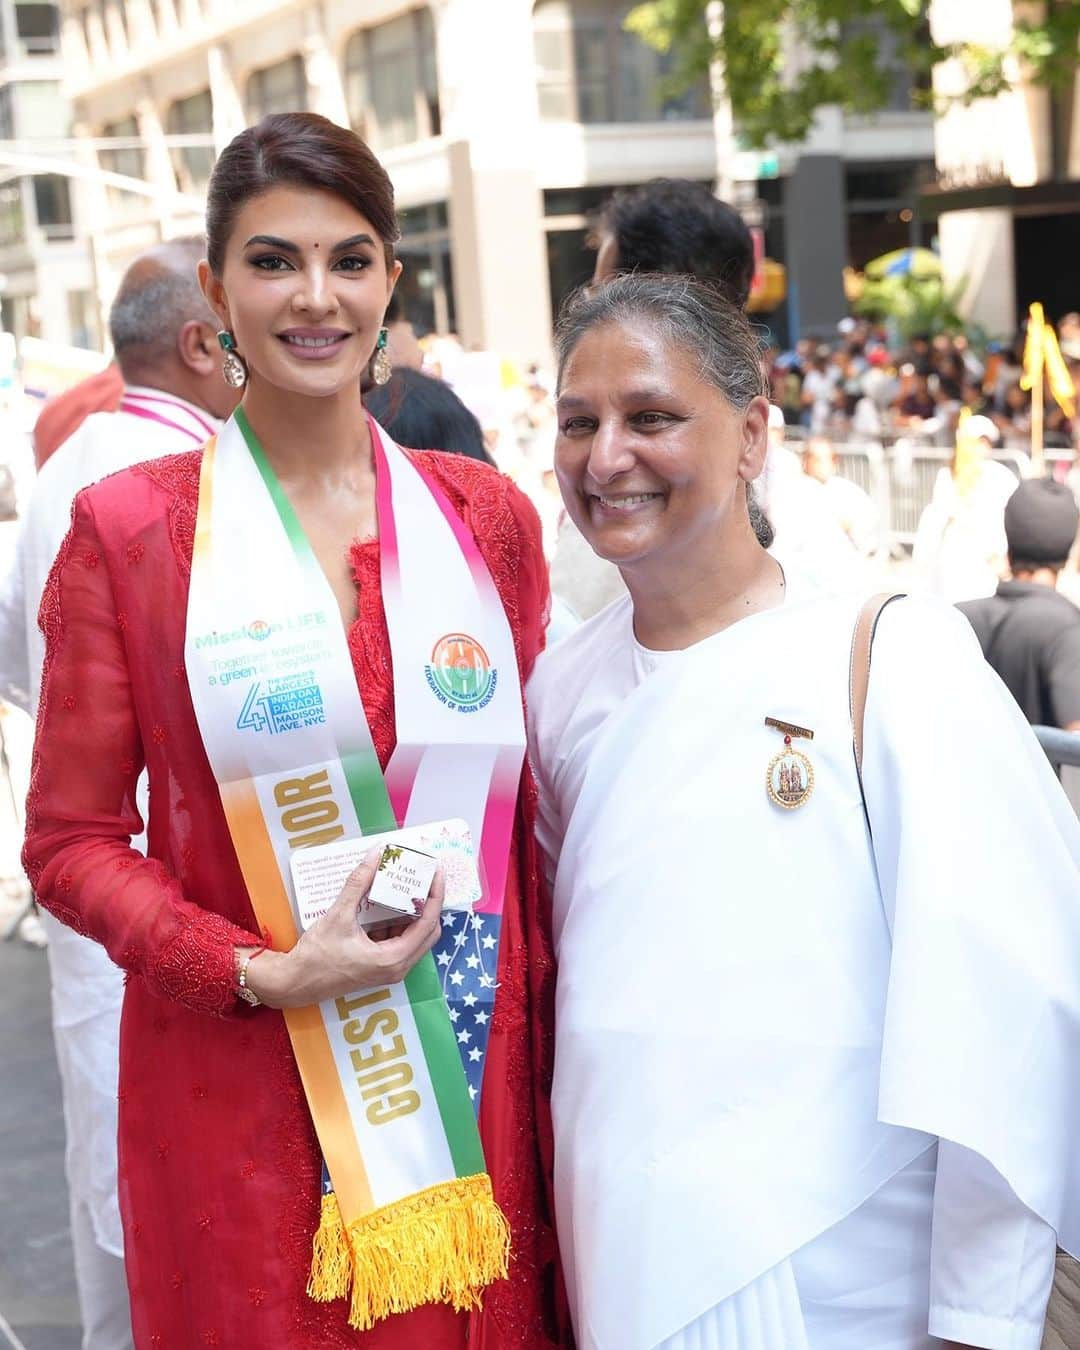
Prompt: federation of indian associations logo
<box><xmin>425</xmin><ymin>633</ymin><xmax>497</xmax><ymax>713</ymax></box>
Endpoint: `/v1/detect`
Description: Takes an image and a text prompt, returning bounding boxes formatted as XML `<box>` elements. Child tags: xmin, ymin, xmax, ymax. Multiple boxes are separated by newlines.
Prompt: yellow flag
<box><xmin>1020</xmin><ymin>301</ymin><xmax>1046</xmax><ymax>393</ymax></box>
<box><xmin>953</xmin><ymin>406</ymin><xmax>982</xmax><ymax>498</ymax></box>
<box><xmin>1043</xmin><ymin>323</ymin><xmax>1077</xmax><ymax>420</ymax></box>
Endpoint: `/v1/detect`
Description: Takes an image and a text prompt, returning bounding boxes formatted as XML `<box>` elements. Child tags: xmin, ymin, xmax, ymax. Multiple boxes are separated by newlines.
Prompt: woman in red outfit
<box><xmin>24</xmin><ymin>114</ymin><xmax>564</xmax><ymax>1349</ymax></box>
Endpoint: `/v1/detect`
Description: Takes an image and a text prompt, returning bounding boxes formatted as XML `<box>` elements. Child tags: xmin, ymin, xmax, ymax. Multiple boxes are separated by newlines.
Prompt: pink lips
<box><xmin>276</xmin><ymin>328</ymin><xmax>352</xmax><ymax>361</ymax></box>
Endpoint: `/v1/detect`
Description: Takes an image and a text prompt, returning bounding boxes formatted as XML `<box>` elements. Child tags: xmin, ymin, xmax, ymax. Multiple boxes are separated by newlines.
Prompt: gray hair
<box><xmin>109</xmin><ymin>236</ymin><xmax>214</xmax><ymax>370</ymax></box>
<box><xmin>554</xmin><ymin>273</ymin><xmax>774</xmax><ymax>546</ymax></box>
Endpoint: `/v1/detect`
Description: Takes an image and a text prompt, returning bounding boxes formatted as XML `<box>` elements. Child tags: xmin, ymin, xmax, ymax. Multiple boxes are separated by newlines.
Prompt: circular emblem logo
<box><xmin>247</xmin><ymin>620</ymin><xmax>271</xmax><ymax>641</ymax></box>
<box><xmin>428</xmin><ymin>633</ymin><xmax>495</xmax><ymax>709</ymax></box>
<box><xmin>766</xmin><ymin>748</ymin><xmax>814</xmax><ymax>810</ymax></box>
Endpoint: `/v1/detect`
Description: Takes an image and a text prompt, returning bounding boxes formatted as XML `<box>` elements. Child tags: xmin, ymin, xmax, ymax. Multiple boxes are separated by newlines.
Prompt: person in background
<box><xmin>895</xmin><ymin>368</ymin><xmax>937</xmax><ymax>424</ymax></box>
<box><xmin>590</xmin><ymin>177</ymin><xmax>754</xmax><ymax>308</ymax></box>
<box><xmin>0</xmin><ymin>235</ymin><xmax>235</xmax><ymax>1350</ymax></box>
<box><xmin>364</xmin><ymin>367</ymin><xmax>493</xmax><ymax>464</ymax></box>
<box><xmin>913</xmin><ymin>414</ymin><xmax>1019</xmax><ymax>602</ymax></box>
<box><xmin>32</xmin><ymin>362</ymin><xmax>124</xmax><ymax>469</ymax></box>
<box><xmin>756</xmin><ymin>406</ymin><xmax>863</xmax><ymax>592</ymax></box>
<box><xmin>553</xmin><ymin>177</ymin><xmax>755</xmax><ymax>621</ymax></box>
<box><xmin>801</xmin><ymin>436</ymin><xmax>880</xmax><ymax>558</ymax></box>
<box><xmin>958</xmin><ymin>478</ymin><xmax>1080</xmax><ymax>731</ymax></box>
<box><xmin>799</xmin><ymin>348</ymin><xmax>837</xmax><ymax>431</ymax></box>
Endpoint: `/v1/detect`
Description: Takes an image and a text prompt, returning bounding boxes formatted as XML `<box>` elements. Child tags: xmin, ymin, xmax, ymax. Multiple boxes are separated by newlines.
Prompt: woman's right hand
<box><xmin>243</xmin><ymin>849</ymin><xmax>443</xmax><ymax>1009</ymax></box>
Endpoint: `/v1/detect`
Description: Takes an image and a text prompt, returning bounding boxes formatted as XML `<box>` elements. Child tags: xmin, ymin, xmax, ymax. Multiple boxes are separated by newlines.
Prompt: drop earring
<box><xmin>217</xmin><ymin>330</ymin><xmax>248</xmax><ymax>389</ymax></box>
<box><xmin>372</xmin><ymin>326</ymin><xmax>392</xmax><ymax>386</ymax></box>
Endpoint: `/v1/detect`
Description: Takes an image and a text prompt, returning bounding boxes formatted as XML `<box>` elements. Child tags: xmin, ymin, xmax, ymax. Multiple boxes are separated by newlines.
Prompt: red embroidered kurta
<box><xmin>23</xmin><ymin>449</ymin><xmax>565</xmax><ymax>1350</ymax></box>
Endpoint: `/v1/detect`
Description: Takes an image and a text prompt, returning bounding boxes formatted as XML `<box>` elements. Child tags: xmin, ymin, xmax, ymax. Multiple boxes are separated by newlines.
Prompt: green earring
<box><xmin>217</xmin><ymin>330</ymin><xmax>247</xmax><ymax>389</ymax></box>
<box><xmin>372</xmin><ymin>326</ymin><xmax>391</xmax><ymax>386</ymax></box>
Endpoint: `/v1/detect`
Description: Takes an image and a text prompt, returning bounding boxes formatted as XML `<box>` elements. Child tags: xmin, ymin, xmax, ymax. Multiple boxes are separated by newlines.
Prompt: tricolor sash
<box><xmin>184</xmin><ymin>408</ymin><xmax>526</xmax><ymax>1328</ymax></box>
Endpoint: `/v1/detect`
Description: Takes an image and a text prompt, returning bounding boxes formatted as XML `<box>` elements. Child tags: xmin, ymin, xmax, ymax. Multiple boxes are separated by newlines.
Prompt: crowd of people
<box><xmin>766</xmin><ymin>319</ymin><xmax>1080</xmax><ymax>450</ymax></box>
<box><xmin>0</xmin><ymin>116</ymin><xmax>1078</xmax><ymax>1350</ymax></box>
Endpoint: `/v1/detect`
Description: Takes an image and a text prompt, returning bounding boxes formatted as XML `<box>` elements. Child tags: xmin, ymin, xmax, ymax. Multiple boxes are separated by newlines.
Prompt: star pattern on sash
<box><xmin>433</xmin><ymin>909</ymin><xmax>501</xmax><ymax>1112</ymax></box>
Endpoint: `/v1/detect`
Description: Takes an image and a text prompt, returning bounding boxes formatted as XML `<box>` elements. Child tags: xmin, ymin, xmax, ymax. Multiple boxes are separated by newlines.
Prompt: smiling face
<box><xmin>555</xmin><ymin>320</ymin><xmax>768</xmax><ymax>571</ymax></box>
<box><xmin>199</xmin><ymin>184</ymin><xmax>401</xmax><ymax>399</ymax></box>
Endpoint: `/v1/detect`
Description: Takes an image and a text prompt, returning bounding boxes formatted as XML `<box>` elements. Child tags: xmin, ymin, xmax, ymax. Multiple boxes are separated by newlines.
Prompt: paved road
<box><xmin>0</xmin><ymin>932</ymin><xmax>81</xmax><ymax>1349</ymax></box>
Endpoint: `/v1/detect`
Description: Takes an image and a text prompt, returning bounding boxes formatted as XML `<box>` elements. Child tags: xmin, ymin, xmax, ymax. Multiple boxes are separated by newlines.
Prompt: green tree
<box><xmin>854</xmin><ymin>273</ymin><xmax>972</xmax><ymax>341</ymax></box>
<box><xmin>625</xmin><ymin>0</ymin><xmax>1080</xmax><ymax>149</ymax></box>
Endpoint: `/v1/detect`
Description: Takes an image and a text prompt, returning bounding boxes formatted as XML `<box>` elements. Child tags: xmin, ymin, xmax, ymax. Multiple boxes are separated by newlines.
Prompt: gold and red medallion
<box><xmin>764</xmin><ymin>717</ymin><xmax>815</xmax><ymax>810</ymax></box>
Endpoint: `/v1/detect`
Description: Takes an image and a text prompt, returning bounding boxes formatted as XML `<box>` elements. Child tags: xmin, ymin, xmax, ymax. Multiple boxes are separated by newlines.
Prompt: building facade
<box><xmin>925</xmin><ymin>0</ymin><xmax>1080</xmax><ymax>337</ymax></box>
<box><xmin>0</xmin><ymin>0</ymin><xmax>97</xmax><ymax>346</ymax></box>
<box><xmin>55</xmin><ymin>0</ymin><xmax>937</xmax><ymax>357</ymax></box>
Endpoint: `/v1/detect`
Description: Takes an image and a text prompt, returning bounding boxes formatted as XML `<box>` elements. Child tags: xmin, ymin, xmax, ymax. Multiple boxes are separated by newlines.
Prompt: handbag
<box><xmin>849</xmin><ymin>592</ymin><xmax>1080</xmax><ymax>1350</ymax></box>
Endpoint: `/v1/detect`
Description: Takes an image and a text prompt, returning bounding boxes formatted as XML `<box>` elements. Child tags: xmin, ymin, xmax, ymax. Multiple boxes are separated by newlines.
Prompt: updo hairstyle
<box><xmin>205</xmin><ymin>113</ymin><xmax>400</xmax><ymax>275</ymax></box>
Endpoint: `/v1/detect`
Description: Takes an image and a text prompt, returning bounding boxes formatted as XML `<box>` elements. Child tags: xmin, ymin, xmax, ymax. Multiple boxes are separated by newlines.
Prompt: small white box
<box><xmin>367</xmin><ymin>844</ymin><xmax>438</xmax><ymax>920</ymax></box>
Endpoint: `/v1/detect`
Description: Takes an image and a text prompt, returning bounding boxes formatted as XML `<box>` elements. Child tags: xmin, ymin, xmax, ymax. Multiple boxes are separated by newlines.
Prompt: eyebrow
<box><xmin>243</xmin><ymin>233</ymin><xmax>376</xmax><ymax>252</ymax></box>
<box><xmin>556</xmin><ymin>388</ymin><xmax>675</xmax><ymax>409</ymax></box>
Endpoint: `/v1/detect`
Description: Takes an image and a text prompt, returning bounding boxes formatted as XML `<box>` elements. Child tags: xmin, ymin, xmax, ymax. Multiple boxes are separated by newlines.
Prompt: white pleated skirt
<box><xmin>657</xmin><ymin>1150</ymin><xmax>937</xmax><ymax>1350</ymax></box>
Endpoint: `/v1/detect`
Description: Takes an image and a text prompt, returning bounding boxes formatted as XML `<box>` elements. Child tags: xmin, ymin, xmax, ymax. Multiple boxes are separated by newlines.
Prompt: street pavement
<box><xmin>0</xmin><ymin>921</ymin><xmax>81</xmax><ymax>1350</ymax></box>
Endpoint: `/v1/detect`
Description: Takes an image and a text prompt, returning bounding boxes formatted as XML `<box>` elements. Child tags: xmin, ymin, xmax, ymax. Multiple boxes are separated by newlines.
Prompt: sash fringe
<box><xmin>307</xmin><ymin>1174</ymin><xmax>511</xmax><ymax>1330</ymax></box>
<box><xmin>308</xmin><ymin>1191</ymin><xmax>353</xmax><ymax>1302</ymax></box>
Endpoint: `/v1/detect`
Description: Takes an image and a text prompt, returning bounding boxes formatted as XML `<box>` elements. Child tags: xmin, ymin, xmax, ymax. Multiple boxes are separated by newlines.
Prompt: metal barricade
<box><xmin>801</xmin><ymin>436</ymin><xmax>1074</xmax><ymax>556</ymax></box>
<box><xmin>1034</xmin><ymin>726</ymin><xmax>1080</xmax><ymax>819</ymax></box>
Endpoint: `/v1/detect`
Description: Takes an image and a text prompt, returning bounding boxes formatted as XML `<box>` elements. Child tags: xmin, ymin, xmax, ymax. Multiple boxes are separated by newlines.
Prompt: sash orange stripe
<box><xmin>220</xmin><ymin>778</ymin><xmax>374</xmax><ymax>1219</ymax></box>
<box><xmin>198</xmin><ymin>438</ymin><xmax>373</xmax><ymax>1219</ymax></box>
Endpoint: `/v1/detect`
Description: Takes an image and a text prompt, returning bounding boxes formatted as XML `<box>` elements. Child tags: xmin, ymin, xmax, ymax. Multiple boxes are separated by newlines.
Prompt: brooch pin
<box><xmin>764</xmin><ymin>717</ymin><xmax>815</xmax><ymax>810</ymax></box>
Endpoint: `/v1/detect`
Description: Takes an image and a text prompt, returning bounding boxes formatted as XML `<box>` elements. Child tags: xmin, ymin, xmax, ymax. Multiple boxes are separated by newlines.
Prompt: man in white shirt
<box><xmin>801</xmin><ymin>435</ymin><xmax>881</xmax><ymax>558</ymax></box>
<box><xmin>0</xmin><ymin>236</ymin><xmax>235</xmax><ymax>1350</ymax></box>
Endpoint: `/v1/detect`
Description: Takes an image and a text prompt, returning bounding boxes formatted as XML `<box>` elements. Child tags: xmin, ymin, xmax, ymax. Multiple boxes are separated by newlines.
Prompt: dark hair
<box><xmin>598</xmin><ymin>179</ymin><xmax>754</xmax><ymax>309</ymax></box>
<box><xmin>554</xmin><ymin>272</ymin><xmax>774</xmax><ymax>548</ymax></box>
<box><xmin>365</xmin><ymin>368</ymin><xmax>493</xmax><ymax>465</ymax></box>
<box><xmin>205</xmin><ymin>113</ymin><xmax>400</xmax><ymax>275</ymax></box>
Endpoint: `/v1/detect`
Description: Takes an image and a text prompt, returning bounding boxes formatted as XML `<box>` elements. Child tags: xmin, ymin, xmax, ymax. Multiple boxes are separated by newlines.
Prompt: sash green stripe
<box><xmin>405</xmin><ymin>958</ymin><xmax>486</xmax><ymax>1177</ymax></box>
<box><xmin>236</xmin><ymin>408</ymin><xmax>396</xmax><ymax>833</ymax></box>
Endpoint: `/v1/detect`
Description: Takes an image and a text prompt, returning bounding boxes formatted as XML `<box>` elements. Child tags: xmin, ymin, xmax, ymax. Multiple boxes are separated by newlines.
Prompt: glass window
<box><xmin>15</xmin><ymin>4</ymin><xmax>60</xmax><ymax>53</ymax></box>
<box><xmin>0</xmin><ymin>86</ymin><xmax>14</xmax><ymax>139</ymax></box>
<box><xmin>67</xmin><ymin>289</ymin><xmax>102</xmax><ymax>350</ymax></box>
<box><xmin>343</xmin><ymin>10</ymin><xmax>440</xmax><ymax>151</ymax></box>
<box><xmin>533</xmin><ymin>0</ymin><xmax>709</xmax><ymax>124</ymax></box>
<box><xmin>0</xmin><ymin>183</ymin><xmax>25</xmax><ymax>246</ymax></box>
<box><xmin>33</xmin><ymin>174</ymin><xmax>73</xmax><ymax>237</ymax></box>
<box><xmin>246</xmin><ymin>55</ymin><xmax>307</xmax><ymax>122</ymax></box>
<box><xmin>167</xmin><ymin>90</ymin><xmax>214</xmax><ymax>193</ymax></box>
<box><xmin>396</xmin><ymin>202</ymin><xmax>454</xmax><ymax>336</ymax></box>
<box><xmin>370</xmin><ymin>15</ymin><xmax>418</xmax><ymax>148</ymax></box>
<box><xmin>100</xmin><ymin>115</ymin><xmax>146</xmax><ymax>217</ymax></box>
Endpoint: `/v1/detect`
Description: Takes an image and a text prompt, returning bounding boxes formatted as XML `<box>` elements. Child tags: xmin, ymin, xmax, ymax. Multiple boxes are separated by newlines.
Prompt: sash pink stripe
<box><xmin>120</xmin><ymin>399</ymin><xmax>209</xmax><ymax>446</ymax></box>
<box><xmin>383</xmin><ymin>744</ymin><xmax>424</xmax><ymax>828</ymax></box>
<box><xmin>123</xmin><ymin>391</ymin><xmax>217</xmax><ymax>438</ymax></box>
<box><xmin>474</xmin><ymin>748</ymin><xmax>523</xmax><ymax>916</ymax></box>
<box><xmin>370</xmin><ymin>419</ymin><xmax>401</xmax><ymax>585</ymax></box>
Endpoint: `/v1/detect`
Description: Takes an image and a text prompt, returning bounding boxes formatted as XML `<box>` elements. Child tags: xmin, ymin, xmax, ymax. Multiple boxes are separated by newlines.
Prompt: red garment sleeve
<box><xmin>22</xmin><ymin>492</ymin><xmax>262</xmax><ymax>1016</ymax></box>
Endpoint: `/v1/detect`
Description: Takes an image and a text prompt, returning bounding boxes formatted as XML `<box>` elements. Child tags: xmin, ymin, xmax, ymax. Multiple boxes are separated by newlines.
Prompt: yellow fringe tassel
<box><xmin>307</xmin><ymin>1191</ymin><xmax>353</xmax><ymax>1302</ymax></box>
<box><xmin>307</xmin><ymin>1174</ymin><xmax>511</xmax><ymax>1332</ymax></box>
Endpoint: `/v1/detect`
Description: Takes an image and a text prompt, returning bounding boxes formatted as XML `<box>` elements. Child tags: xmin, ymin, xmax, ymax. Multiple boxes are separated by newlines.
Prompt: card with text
<box><xmin>288</xmin><ymin>818</ymin><xmax>481</xmax><ymax>930</ymax></box>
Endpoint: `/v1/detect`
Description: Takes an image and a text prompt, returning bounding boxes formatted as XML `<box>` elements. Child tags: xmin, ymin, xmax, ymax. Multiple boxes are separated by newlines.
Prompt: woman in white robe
<box><xmin>526</xmin><ymin>274</ymin><xmax>1080</xmax><ymax>1350</ymax></box>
